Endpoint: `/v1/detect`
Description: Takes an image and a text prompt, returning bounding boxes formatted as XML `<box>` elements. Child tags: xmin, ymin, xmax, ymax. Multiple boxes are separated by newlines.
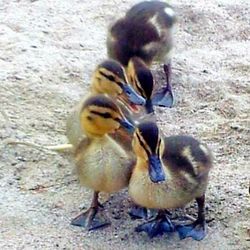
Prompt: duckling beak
<box><xmin>121</xmin><ymin>84</ymin><xmax>145</xmax><ymax>106</ymax></box>
<box><xmin>118</xmin><ymin>117</ymin><xmax>135</xmax><ymax>134</ymax></box>
<box><xmin>148</xmin><ymin>155</ymin><xmax>165</xmax><ymax>183</ymax></box>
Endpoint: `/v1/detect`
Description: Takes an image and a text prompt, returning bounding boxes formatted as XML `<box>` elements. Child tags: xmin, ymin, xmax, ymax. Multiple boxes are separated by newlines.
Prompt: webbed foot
<box><xmin>176</xmin><ymin>220</ymin><xmax>206</xmax><ymax>241</ymax></box>
<box><xmin>71</xmin><ymin>191</ymin><xmax>111</xmax><ymax>230</ymax></box>
<box><xmin>152</xmin><ymin>88</ymin><xmax>174</xmax><ymax>108</ymax></box>
<box><xmin>152</xmin><ymin>62</ymin><xmax>174</xmax><ymax>108</ymax></box>
<box><xmin>135</xmin><ymin>212</ymin><xmax>175</xmax><ymax>238</ymax></box>
<box><xmin>129</xmin><ymin>205</ymin><xmax>148</xmax><ymax>220</ymax></box>
<box><xmin>71</xmin><ymin>207</ymin><xmax>111</xmax><ymax>230</ymax></box>
<box><xmin>176</xmin><ymin>195</ymin><xmax>207</xmax><ymax>241</ymax></box>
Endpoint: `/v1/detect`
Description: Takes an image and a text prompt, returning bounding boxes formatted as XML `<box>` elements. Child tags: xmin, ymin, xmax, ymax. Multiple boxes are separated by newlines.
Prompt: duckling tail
<box><xmin>5</xmin><ymin>139</ymin><xmax>73</xmax><ymax>153</ymax></box>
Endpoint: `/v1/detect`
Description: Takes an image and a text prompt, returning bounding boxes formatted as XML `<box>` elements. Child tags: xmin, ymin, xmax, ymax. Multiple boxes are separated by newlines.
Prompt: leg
<box><xmin>135</xmin><ymin>210</ymin><xmax>175</xmax><ymax>238</ymax></box>
<box><xmin>151</xmin><ymin>63</ymin><xmax>174</xmax><ymax>108</ymax></box>
<box><xmin>71</xmin><ymin>191</ymin><xmax>111</xmax><ymax>230</ymax></box>
<box><xmin>176</xmin><ymin>195</ymin><xmax>207</xmax><ymax>241</ymax></box>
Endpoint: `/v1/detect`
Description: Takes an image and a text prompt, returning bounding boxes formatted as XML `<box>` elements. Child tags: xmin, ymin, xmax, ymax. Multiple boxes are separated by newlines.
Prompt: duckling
<box><xmin>90</xmin><ymin>59</ymin><xmax>145</xmax><ymax>111</ymax></box>
<box><xmin>94</xmin><ymin>59</ymin><xmax>159</xmax><ymax>114</ymax></box>
<box><xmin>66</xmin><ymin>59</ymin><xmax>146</xmax><ymax>147</ymax></box>
<box><xmin>129</xmin><ymin>121</ymin><xmax>213</xmax><ymax>240</ymax></box>
<box><xmin>68</xmin><ymin>94</ymin><xmax>135</xmax><ymax>230</ymax></box>
<box><xmin>127</xmin><ymin>56</ymin><xmax>174</xmax><ymax>114</ymax></box>
<box><xmin>107</xmin><ymin>1</ymin><xmax>177</xmax><ymax>108</ymax></box>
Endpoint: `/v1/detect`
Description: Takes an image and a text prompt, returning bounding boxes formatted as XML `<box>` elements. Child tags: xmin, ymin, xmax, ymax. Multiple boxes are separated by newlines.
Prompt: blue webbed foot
<box><xmin>176</xmin><ymin>220</ymin><xmax>206</xmax><ymax>241</ymax></box>
<box><xmin>71</xmin><ymin>207</ymin><xmax>111</xmax><ymax>230</ymax></box>
<box><xmin>152</xmin><ymin>83</ymin><xmax>174</xmax><ymax>108</ymax></box>
<box><xmin>152</xmin><ymin>62</ymin><xmax>174</xmax><ymax>108</ymax></box>
<box><xmin>135</xmin><ymin>212</ymin><xmax>175</xmax><ymax>238</ymax></box>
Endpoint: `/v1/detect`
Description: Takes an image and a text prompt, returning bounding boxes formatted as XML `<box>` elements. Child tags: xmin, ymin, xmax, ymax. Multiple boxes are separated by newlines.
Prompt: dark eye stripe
<box><xmin>90</xmin><ymin>110</ymin><xmax>112</xmax><ymax>119</ymax></box>
<box><xmin>99</xmin><ymin>71</ymin><xmax>116</xmax><ymax>82</ymax></box>
<box><xmin>136</xmin><ymin>132</ymin><xmax>151</xmax><ymax>156</ymax></box>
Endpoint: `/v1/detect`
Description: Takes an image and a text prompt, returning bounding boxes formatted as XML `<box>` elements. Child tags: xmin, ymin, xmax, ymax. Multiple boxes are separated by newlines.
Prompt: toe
<box><xmin>176</xmin><ymin>225</ymin><xmax>194</xmax><ymax>240</ymax></box>
<box><xmin>176</xmin><ymin>224</ymin><xmax>206</xmax><ymax>241</ymax></box>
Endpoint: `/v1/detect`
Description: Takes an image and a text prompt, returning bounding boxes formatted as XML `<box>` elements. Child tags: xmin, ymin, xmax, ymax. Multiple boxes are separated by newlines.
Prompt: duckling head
<box><xmin>80</xmin><ymin>94</ymin><xmax>135</xmax><ymax>137</ymax></box>
<box><xmin>127</xmin><ymin>57</ymin><xmax>154</xmax><ymax>113</ymax></box>
<box><xmin>132</xmin><ymin>121</ymin><xmax>166</xmax><ymax>183</ymax></box>
<box><xmin>91</xmin><ymin>59</ymin><xmax>145</xmax><ymax>107</ymax></box>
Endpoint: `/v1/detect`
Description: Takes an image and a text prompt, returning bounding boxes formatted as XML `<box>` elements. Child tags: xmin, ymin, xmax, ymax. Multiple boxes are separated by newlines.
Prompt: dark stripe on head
<box><xmin>99</xmin><ymin>71</ymin><xmax>116</xmax><ymax>82</ymax></box>
<box><xmin>90</xmin><ymin>110</ymin><xmax>112</xmax><ymax>119</ymax></box>
<box><xmin>137</xmin><ymin>122</ymin><xmax>159</xmax><ymax>154</ymax></box>
<box><xmin>82</xmin><ymin>95</ymin><xmax>119</xmax><ymax>112</ymax></box>
<box><xmin>132</xmin><ymin>58</ymin><xmax>154</xmax><ymax>99</ymax></box>
<box><xmin>99</xmin><ymin>59</ymin><xmax>126</xmax><ymax>82</ymax></box>
<box><xmin>137</xmin><ymin>69</ymin><xmax>154</xmax><ymax>99</ymax></box>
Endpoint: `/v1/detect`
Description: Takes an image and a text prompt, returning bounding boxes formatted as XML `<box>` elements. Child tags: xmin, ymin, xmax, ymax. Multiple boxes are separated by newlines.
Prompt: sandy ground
<box><xmin>0</xmin><ymin>0</ymin><xmax>249</xmax><ymax>249</ymax></box>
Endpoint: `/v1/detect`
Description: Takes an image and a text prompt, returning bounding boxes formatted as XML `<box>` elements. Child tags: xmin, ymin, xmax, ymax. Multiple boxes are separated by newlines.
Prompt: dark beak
<box><xmin>121</xmin><ymin>84</ymin><xmax>145</xmax><ymax>106</ymax></box>
<box><xmin>148</xmin><ymin>155</ymin><xmax>165</xmax><ymax>183</ymax></box>
<box><xmin>145</xmin><ymin>99</ymin><xmax>154</xmax><ymax>114</ymax></box>
<box><xmin>119</xmin><ymin>117</ymin><xmax>135</xmax><ymax>134</ymax></box>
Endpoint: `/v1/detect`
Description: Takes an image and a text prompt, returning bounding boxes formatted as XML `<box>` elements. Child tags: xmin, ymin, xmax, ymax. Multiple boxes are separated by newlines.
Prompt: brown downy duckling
<box><xmin>127</xmin><ymin>56</ymin><xmax>175</xmax><ymax>114</ymax></box>
<box><xmin>129</xmin><ymin>121</ymin><xmax>213</xmax><ymax>240</ymax></box>
<box><xmin>96</xmin><ymin>59</ymin><xmax>159</xmax><ymax>115</ymax></box>
<box><xmin>90</xmin><ymin>59</ymin><xmax>145</xmax><ymax>111</ymax></box>
<box><xmin>107</xmin><ymin>1</ymin><xmax>177</xmax><ymax>108</ymax></box>
<box><xmin>67</xmin><ymin>59</ymin><xmax>145</xmax><ymax>148</ymax></box>
<box><xmin>68</xmin><ymin>94</ymin><xmax>135</xmax><ymax>230</ymax></box>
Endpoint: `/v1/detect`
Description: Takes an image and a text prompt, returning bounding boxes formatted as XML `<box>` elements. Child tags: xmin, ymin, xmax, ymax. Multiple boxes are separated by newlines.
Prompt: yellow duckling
<box><xmin>5</xmin><ymin>59</ymin><xmax>144</xmax><ymax>153</ymax></box>
<box><xmin>66</xmin><ymin>59</ymin><xmax>145</xmax><ymax>147</ymax></box>
<box><xmin>90</xmin><ymin>59</ymin><xmax>145</xmax><ymax>111</ymax></box>
<box><xmin>68</xmin><ymin>94</ymin><xmax>135</xmax><ymax>230</ymax></box>
<box><xmin>107</xmin><ymin>1</ymin><xmax>177</xmax><ymax>107</ymax></box>
<box><xmin>126</xmin><ymin>56</ymin><xmax>172</xmax><ymax>113</ymax></box>
<box><xmin>95</xmin><ymin>59</ymin><xmax>158</xmax><ymax>114</ymax></box>
<box><xmin>129</xmin><ymin>121</ymin><xmax>213</xmax><ymax>240</ymax></box>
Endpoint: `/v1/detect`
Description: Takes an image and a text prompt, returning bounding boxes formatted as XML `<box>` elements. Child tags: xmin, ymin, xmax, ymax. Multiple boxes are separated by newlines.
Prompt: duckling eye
<box><xmin>101</xmin><ymin>112</ymin><xmax>112</xmax><ymax>119</ymax></box>
<box><xmin>90</xmin><ymin>111</ymin><xmax>113</xmax><ymax>119</ymax></box>
<box><xmin>106</xmin><ymin>75</ymin><xmax>115</xmax><ymax>82</ymax></box>
<box><xmin>99</xmin><ymin>71</ymin><xmax>115</xmax><ymax>82</ymax></box>
<box><xmin>124</xmin><ymin>88</ymin><xmax>132</xmax><ymax>95</ymax></box>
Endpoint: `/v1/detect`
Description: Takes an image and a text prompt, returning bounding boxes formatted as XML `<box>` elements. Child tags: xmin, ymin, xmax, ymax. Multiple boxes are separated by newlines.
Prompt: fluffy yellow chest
<box><xmin>129</xmin><ymin>163</ymin><xmax>208</xmax><ymax>209</ymax></box>
<box><xmin>75</xmin><ymin>136</ymin><xmax>132</xmax><ymax>193</ymax></box>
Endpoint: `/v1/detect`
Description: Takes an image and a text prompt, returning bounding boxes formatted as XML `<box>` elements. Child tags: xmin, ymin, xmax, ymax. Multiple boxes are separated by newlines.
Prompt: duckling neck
<box><xmin>84</xmin><ymin>130</ymin><xmax>108</xmax><ymax>139</ymax></box>
<box><xmin>90</xmin><ymin>85</ymin><xmax>101</xmax><ymax>95</ymax></box>
<box><xmin>135</xmin><ymin>157</ymin><xmax>148</xmax><ymax>170</ymax></box>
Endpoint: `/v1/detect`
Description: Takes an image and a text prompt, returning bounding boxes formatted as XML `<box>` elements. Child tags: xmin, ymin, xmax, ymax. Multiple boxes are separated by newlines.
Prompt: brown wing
<box><xmin>163</xmin><ymin>135</ymin><xmax>213</xmax><ymax>177</ymax></box>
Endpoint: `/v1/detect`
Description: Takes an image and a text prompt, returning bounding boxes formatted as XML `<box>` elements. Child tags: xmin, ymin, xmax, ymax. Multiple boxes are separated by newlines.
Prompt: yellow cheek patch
<box><xmin>97</xmin><ymin>69</ymin><xmax>124</xmax><ymax>95</ymax></box>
